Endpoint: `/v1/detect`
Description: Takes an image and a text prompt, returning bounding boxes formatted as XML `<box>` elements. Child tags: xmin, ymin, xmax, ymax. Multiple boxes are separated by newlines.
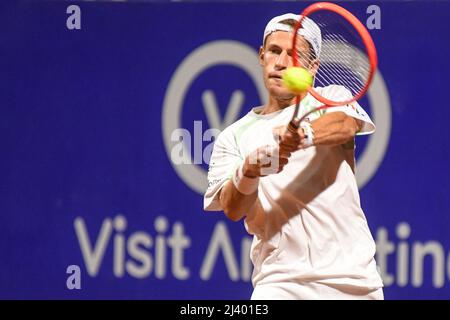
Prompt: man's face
<box><xmin>259</xmin><ymin>31</ymin><xmax>318</xmax><ymax>100</ymax></box>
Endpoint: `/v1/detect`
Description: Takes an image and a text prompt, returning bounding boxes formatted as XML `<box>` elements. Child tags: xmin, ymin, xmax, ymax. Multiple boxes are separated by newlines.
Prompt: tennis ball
<box><xmin>282</xmin><ymin>67</ymin><xmax>313</xmax><ymax>94</ymax></box>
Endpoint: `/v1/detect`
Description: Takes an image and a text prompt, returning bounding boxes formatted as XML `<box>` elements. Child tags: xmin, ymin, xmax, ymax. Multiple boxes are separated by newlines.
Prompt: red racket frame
<box><xmin>292</xmin><ymin>2</ymin><xmax>378</xmax><ymax>108</ymax></box>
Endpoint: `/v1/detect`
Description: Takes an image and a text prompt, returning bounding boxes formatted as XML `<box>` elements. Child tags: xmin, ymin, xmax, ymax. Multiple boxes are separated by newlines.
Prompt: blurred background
<box><xmin>1</xmin><ymin>0</ymin><xmax>449</xmax><ymax>299</ymax></box>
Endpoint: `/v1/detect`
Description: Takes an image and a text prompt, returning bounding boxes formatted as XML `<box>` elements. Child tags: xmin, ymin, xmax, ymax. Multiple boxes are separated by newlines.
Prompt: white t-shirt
<box><xmin>204</xmin><ymin>86</ymin><xmax>383</xmax><ymax>298</ymax></box>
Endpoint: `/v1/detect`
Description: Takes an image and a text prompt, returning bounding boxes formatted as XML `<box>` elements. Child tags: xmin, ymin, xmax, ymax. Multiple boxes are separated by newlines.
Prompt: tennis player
<box><xmin>204</xmin><ymin>13</ymin><xmax>384</xmax><ymax>300</ymax></box>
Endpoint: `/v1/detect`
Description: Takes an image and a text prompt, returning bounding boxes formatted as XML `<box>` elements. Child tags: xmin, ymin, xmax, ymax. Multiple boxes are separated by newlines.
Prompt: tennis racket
<box><xmin>287</xmin><ymin>2</ymin><xmax>378</xmax><ymax>133</ymax></box>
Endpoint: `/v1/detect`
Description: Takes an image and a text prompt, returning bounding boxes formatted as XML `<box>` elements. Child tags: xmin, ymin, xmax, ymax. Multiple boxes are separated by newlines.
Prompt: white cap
<box><xmin>263</xmin><ymin>13</ymin><xmax>322</xmax><ymax>58</ymax></box>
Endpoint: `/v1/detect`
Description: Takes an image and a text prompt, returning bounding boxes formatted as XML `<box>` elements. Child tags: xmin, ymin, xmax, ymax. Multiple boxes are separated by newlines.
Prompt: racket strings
<box><xmin>324</xmin><ymin>35</ymin><xmax>371</xmax><ymax>79</ymax></box>
<box><xmin>317</xmin><ymin>60</ymin><xmax>367</xmax><ymax>91</ymax></box>
<box><xmin>318</xmin><ymin>42</ymin><xmax>369</xmax><ymax>95</ymax></box>
<box><xmin>308</xmin><ymin>12</ymin><xmax>371</xmax><ymax>98</ymax></box>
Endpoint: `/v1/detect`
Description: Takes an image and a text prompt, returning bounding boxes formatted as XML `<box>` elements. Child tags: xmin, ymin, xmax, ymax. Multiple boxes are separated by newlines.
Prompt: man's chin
<box><xmin>269</xmin><ymin>87</ymin><xmax>295</xmax><ymax>101</ymax></box>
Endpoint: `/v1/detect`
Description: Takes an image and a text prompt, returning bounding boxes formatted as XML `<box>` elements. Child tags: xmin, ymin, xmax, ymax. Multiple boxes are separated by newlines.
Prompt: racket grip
<box><xmin>287</xmin><ymin>118</ymin><xmax>300</xmax><ymax>134</ymax></box>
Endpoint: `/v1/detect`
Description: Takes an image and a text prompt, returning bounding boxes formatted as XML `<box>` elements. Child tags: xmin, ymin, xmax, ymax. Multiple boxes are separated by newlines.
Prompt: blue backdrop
<box><xmin>1</xmin><ymin>0</ymin><xmax>449</xmax><ymax>299</ymax></box>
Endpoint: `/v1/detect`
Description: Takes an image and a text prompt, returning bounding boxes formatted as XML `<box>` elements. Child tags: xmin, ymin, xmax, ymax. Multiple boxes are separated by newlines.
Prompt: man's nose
<box><xmin>275</xmin><ymin>51</ymin><xmax>290</xmax><ymax>70</ymax></box>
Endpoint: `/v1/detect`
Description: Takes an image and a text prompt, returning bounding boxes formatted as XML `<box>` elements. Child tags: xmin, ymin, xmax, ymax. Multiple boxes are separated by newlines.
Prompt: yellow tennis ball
<box><xmin>282</xmin><ymin>67</ymin><xmax>313</xmax><ymax>94</ymax></box>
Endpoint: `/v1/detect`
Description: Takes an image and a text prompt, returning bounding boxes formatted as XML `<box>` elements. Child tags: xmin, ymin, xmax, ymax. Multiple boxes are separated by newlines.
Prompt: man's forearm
<box><xmin>219</xmin><ymin>180</ymin><xmax>258</xmax><ymax>221</ymax></box>
<box><xmin>310</xmin><ymin>111</ymin><xmax>362</xmax><ymax>146</ymax></box>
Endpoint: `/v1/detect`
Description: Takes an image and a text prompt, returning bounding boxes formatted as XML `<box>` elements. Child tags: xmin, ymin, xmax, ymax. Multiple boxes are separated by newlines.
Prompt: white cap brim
<box><xmin>263</xmin><ymin>13</ymin><xmax>322</xmax><ymax>58</ymax></box>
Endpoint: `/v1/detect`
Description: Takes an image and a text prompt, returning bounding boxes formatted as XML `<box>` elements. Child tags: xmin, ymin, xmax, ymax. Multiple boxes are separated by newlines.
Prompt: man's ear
<box><xmin>259</xmin><ymin>46</ymin><xmax>264</xmax><ymax>66</ymax></box>
<box><xmin>308</xmin><ymin>59</ymin><xmax>320</xmax><ymax>77</ymax></box>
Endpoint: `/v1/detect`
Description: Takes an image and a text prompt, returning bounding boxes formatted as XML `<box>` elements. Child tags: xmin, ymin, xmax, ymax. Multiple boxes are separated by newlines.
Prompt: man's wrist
<box><xmin>232</xmin><ymin>163</ymin><xmax>259</xmax><ymax>195</ymax></box>
<box><xmin>300</xmin><ymin>121</ymin><xmax>315</xmax><ymax>148</ymax></box>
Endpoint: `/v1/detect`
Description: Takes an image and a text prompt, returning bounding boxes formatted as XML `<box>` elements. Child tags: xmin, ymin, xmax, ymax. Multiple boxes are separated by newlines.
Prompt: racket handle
<box><xmin>287</xmin><ymin>118</ymin><xmax>300</xmax><ymax>134</ymax></box>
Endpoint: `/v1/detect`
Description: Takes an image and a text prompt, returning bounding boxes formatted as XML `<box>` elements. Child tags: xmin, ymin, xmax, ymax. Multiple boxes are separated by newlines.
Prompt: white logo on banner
<box><xmin>162</xmin><ymin>40</ymin><xmax>391</xmax><ymax>194</ymax></box>
<box><xmin>74</xmin><ymin>215</ymin><xmax>450</xmax><ymax>287</ymax></box>
<box><xmin>162</xmin><ymin>41</ymin><xmax>267</xmax><ymax>194</ymax></box>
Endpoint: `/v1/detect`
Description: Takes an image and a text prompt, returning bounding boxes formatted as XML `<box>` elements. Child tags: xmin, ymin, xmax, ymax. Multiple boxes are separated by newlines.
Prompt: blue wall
<box><xmin>1</xmin><ymin>1</ymin><xmax>449</xmax><ymax>299</ymax></box>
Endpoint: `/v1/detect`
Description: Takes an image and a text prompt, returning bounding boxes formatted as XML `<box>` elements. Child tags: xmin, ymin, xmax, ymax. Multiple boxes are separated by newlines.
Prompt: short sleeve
<box><xmin>203</xmin><ymin>128</ymin><xmax>243</xmax><ymax>211</ymax></box>
<box><xmin>321</xmin><ymin>85</ymin><xmax>376</xmax><ymax>135</ymax></box>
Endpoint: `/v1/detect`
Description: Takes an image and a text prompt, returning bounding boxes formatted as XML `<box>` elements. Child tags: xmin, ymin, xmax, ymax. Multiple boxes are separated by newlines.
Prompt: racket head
<box><xmin>292</xmin><ymin>2</ymin><xmax>378</xmax><ymax>107</ymax></box>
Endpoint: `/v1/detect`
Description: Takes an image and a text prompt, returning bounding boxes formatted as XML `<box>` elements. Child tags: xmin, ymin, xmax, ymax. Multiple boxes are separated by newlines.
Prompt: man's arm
<box><xmin>219</xmin><ymin>143</ymin><xmax>294</xmax><ymax>222</ymax></box>
<box><xmin>219</xmin><ymin>180</ymin><xmax>258</xmax><ymax>222</ymax></box>
<box><xmin>218</xmin><ymin>112</ymin><xmax>361</xmax><ymax>221</ymax></box>
<box><xmin>309</xmin><ymin>111</ymin><xmax>363</xmax><ymax>146</ymax></box>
